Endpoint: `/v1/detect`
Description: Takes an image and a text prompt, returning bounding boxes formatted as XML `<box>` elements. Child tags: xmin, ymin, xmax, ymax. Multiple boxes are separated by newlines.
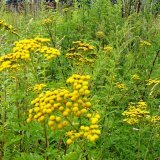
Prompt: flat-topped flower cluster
<box><xmin>0</xmin><ymin>37</ymin><xmax>60</xmax><ymax>72</ymax></box>
<box><xmin>27</xmin><ymin>74</ymin><xmax>101</xmax><ymax>144</ymax></box>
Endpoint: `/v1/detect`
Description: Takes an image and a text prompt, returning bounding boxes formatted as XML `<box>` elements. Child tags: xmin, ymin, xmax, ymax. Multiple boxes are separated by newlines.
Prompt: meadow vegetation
<box><xmin>0</xmin><ymin>0</ymin><xmax>160</xmax><ymax>159</ymax></box>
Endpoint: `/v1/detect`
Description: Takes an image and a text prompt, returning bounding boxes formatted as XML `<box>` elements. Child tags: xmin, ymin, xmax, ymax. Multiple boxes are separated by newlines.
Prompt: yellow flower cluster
<box><xmin>140</xmin><ymin>40</ymin><xmax>151</xmax><ymax>47</ymax></box>
<box><xmin>72</xmin><ymin>41</ymin><xmax>95</xmax><ymax>51</ymax></box>
<box><xmin>122</xmin><ymin>101</ymin><xmax>150</xmax><ymax>125</ymax></box>
<box><xmin>96</xmin><ymin>31</ymin><xmax>105</xmax><ymax>39</ymax></box>
<box><xmin>146</xmin><ymin>79</ymin><xmax>160</xmax><ymax>85</ymax></box>
<box><xmin>13</xmin><ymin>37</ymin><xmax>60</xmax><ymax>60</ymax></box>
<box><xmin>115</xmin><ymin>82</ymin><xmax>125</xmax><ymax>90</ymax></box>
<box><xmin>66</xmin><ymin>53</ymin><xmax>94</xmax><ymax>64</ymax></box>
<box><xmin>146</xmin><ymin>115</ymin><xmax>160</xmax><ymax>124</ymax></box>
<box><xmin>27</xmin><ymin>74</ymin><xmax>101</xmax><ymax>144</ymax></box>
<box><xmin>39</xmin><ymin>46</ymin><xmax>60</xmax><ymax>60</ymax></box>
<box><xmin>0</xmin><ymin>19</ymin><xmax>18</xmax><ymax>35</ymax></box>
<box><xmin>42</xmin><ymin>18</ymin><xmax>52</xmax><ymax>25</ymax></box>
<box><xmin>0</xmin><ymin>37</ymin><xmax>60</xmax><ymax>72</ymax></box>
<box><xmin>34</xmin><ymin>37</ymin><xmax>51</xmax><ymax>43</ymax></box>
<box><xmin>0</xmin><ymin>53</ymin><xmax>19</xmax><ymax>72</ymax></box>
<box><xmin>132</xmin><ymin>74</ymin><xmax>140</xmax><ymax>80</ymax></box>
<box><xmin>66</xmin><ymin>41</ymin><xmax>96</xmax><ymax>65</ymax></box>
<box><xmin>66</xmin><ymin>53</ymin><xmax>83</xmax><ymax>59</ymax></box>
<box><xmin>104</xmin><ymin>46</ymin><xmax>113</xmax><ymax>53</ymax></box>
<box><xmin>66</xmin><ymin>116</ymin><xmax>101</xmax><ymax>145</ymax></box>
<box><xmin>33</xmin><ymin>83</ymin><xmax>46</xmax><ymax>92</ymax></box>
<box><xmin>0</xmin><ymin>61</ymin><xmax>11</xmax><ymax>72</ymax></box>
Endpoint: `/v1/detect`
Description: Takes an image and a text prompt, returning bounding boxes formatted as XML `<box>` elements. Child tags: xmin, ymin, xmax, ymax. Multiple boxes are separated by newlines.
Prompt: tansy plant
<box><xmin>103</xmin><ymin>45</ymin><xmax>113</xmax><ymax>53</ymax></box>
<box><xmin>0</xmin><ymin>37</ymin><xmax>61</xmax><ymax>160</ymax></box>
<box><xmin>131</xmin><ymin>74</ymin><xmax>140</xmax><ymax>81</ymax></box>
<box><xmin>66</xmin><ymin>41</ymin><xmax>96</xmax><ymax>68</ymax></box>
<box><xmin>140</xmin><ymin>40</ymin><xmax>151</xmax><ymax>47</ymax></box>
<box><xmin>27</xmin><ymin>74</ymin><xmax>101</xmax><ymax>145</ymax></box>
<box><xmin>0</xmin><ymin>19</ymin><xmax>18</xmax><ymax>35</ymax></box>
<box><xmin>42</xmin><ymin>16</ymin><xmax>57</xmax><ymax>46</ymax></box>
<box><xmin>146</xmin><ymin>78</ymin><xmax>160</xmax><ymax>85</ymax></box>
<box><xmin>96</xmin><ymin>31</ymin><xmax>105</xmax><ymax>39</ymax></box>
<box><xmin>33</xmin><ymin>83</ymin><xmax>47</xmax><ymax>93</ymax></box>
<box><xmin>115</xmin><ymin>82</ymin><xmax>126</xmax><ymax>90</ymax></box>
<box><xmin>122</xmin><ymin>100</ymin><xmax>160</xmax><ymax>125</ymax></box>
<box><xmin>0</xmin><ymin>37</ymin><xmax>60</xmax><ymax>73</ymax></box>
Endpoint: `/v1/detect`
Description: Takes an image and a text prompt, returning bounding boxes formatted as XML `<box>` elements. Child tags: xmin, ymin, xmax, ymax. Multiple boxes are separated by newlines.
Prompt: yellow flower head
<box><xmin>146</xmin><ymin>79</ymin><xmax>160</xmax><ymax>85</ymax></box>
<box><xmin>140</xmin><ymin>40</ymin><xmax>151</xmax><ymax>47</ymax></box>
<box><xmin>115</xmin><ymin>82</ymin><xmax>125</xmax><ymax>90</ymax></box>
<box><xmin>146</xmin><ymin>115</ymin><xmax>160</xmax><ymax>124</ymax></box>
<box><xmin>0</xmin><ymin>19</ymin><xmax>18</xmax><ymax>35</ymax></box>
<box><xmin>122</xmin><ymin>100</ymin><xmax>149</xmax><ymax>125</ymax></box>
<box><xmin>96</xmin><ymin>31</ymin><xmax>105</xmax><ymax>39</ymax></box>
<box><xmin>33</xmin><ymin>83</ymin><xmax>46</xmax><ymax>92</ymax></box>
<box><xmin>132</xmin><ymin>74</ymin><xmax>140</xmax><ymax>80</ymax></box>
<box><xmin>42</xmin><ymin>18</ymin><xmax>52</xmax><ymax>25</ymax></box>
<box><xmin>104</xmin><ymin>45</ymin><xmax>113</xmax><ymax>53</ymax></box>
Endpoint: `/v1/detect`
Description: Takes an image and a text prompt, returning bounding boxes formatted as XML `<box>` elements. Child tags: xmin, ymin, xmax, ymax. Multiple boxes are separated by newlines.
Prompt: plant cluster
<box><xmin>66</xmin><ymin>41</ymin><xmax>96</xmax><ymax>65</ymax></box>
<box><xmin>0</xmin><ymin>19</ymin><xmax>18</xmax><ymax>35</ymax></box>
<box><xmin>0</xmin><ymin>37</ymin><xmax>60</xmax><ymax>72</ymax></box>
<box><xmin>122</xmin><ymin>100</ymin><xmax>160</xmax><ymax>125</ymax></box>
<box><xmin>27</xmin><ymin>74</ymin><xmax>101</xmax><ymax>145</ymax></box>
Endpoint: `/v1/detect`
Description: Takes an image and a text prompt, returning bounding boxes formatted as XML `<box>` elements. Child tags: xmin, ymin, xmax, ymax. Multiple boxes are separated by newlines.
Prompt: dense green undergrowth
<box><xmin>0</xmin><ymin>0</ymin><xmax>160</xmax><ymax>159</ymax></box>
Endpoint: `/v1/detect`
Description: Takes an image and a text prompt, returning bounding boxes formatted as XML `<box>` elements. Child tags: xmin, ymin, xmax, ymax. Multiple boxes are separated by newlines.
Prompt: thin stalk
<box><xmin>29</xmin><ymin>57</ymin><xmax>39</xmax><ymax>83</ymax></box>
<box><xmin>45</xmin><ymin>25</ymin><xmax>55</xmax><ymax>47</ymax></box>
<box><xmin>142</xmin><ymin>49</ymin><xmax>160</xmax><ymax>99</ymax></box>
<box><xmin>43</xmin><ymin>61</ymin><xmax>47</xmax><ymax>83</ymax></box>
<box><xmin>137</xmin><ymin>127</ymin><xmax>142</xmax><ymax>160</ymax></box>
<box><xmin>64</xmin><ymin>118</ymin><xmax>89</xmax><ymax>159</ymax></box>
<box><xmin>44</xmin><ymin>122</ymin><xmax>49</xmax><ymax>160</ymax></box>
<box><xmin>144</xmin><ymin>127</ymin><xmax>154</xmax><ymax>160</ymax></box>
<box><xmin>98</xmin><ymin>75</ymin><xmax>114</xmax><ymax>160</ymax></box>
<box><xmin>0</xmin><ymin>76</ymin><xmax>2</xmax><ymax>159</ymax></box>
<box><xmin>1</xmin><ymin>72</ymin><xmax>7</xmax><ymax>158</ymax></box>
<box><xmin>15</xmin><ymin>76</ymin><xmax>22</xmax><ymax>152</ymax></box>
<box><xmin>82</xmin><ymin>0</ymin><xmax>85</xmax><ymax>28</ymax></box>
<box><xmin>65</xmin><ymin>117</ymin><xmax>79</xmax><ymax>132</ymax></box>
<box><xmin>101</xmin><ymin>76</ymin><xmax>114</xmax><ymax>133</ymax></box>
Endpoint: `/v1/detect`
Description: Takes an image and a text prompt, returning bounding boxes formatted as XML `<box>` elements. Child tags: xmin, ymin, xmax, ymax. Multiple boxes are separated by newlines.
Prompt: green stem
<box><xmin>45</xmin><ymin>25</ymin><xmax>55</xmax><ymax>47</ymax></box>
<box><xmin>15</xmin><ymin>76</ymin><xmax>22</xmax><ymax>152</ymax></box>
<box><xmin>142</xmin><ymin>49</ymin><xmax>160</xmax><ymax>99</ymax></box>
<box><xmin>28</xmin><ymin>58</ymin><xmax>39</xmax><ymax>83</ymax></box>
<box><xmin>44</xmin><ymin>122</ymin><xmax>49</xmax><ymax>160</ymax></box>
<box><xmin>144</xmin><ymin>127</ymin><xmax>154</xmax><ymax>160</ymax></box>
<box><xmin>1</xmin><ymin>72</ymin><xmax>7</xmax><ymax>158</ymax></box>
